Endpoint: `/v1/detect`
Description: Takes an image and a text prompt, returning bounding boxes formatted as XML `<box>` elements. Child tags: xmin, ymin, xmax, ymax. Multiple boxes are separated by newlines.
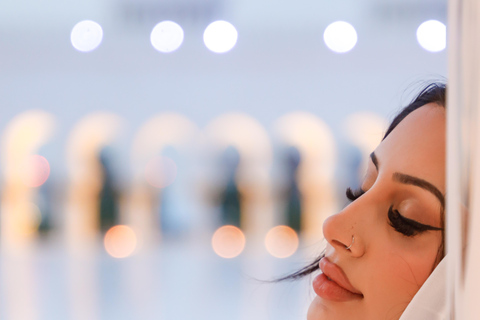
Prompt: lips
<box><xmin>312</xmin><ymin>257</ymin><xmax>363</xmax><ymax>302</ymax></box>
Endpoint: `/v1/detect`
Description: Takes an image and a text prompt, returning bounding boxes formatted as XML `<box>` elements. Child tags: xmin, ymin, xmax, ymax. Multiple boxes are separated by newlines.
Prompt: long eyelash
<box><xmin>388</xmin><ymin>206</ymin><xmax>442</xmax><ymax>237</ymax></box>
<box><xmin>346</xmin><ymin>187</ymin><xmax>365</xmax><ymax>201</ymax></box>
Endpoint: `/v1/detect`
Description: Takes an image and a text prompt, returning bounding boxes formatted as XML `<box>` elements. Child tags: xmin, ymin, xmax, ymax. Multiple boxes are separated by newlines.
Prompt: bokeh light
<box><xmin>211</xmin><ymin>225</ymin><xmax>246</xmax><ymax>258</ymax></box>
<box><xmin>70</xmin><ymin>20</ymin><xmax>103</xmax><ymax>52</ymax></box>
<box><xmin>144</xmin><ymin>156</ymin><xmax>177</xmax><ymax>188</ymax></box>
<box><xmin>21</xmin><ymin>155</ymin><xmax>50</xmax><ymax>188</ymax></box>
<box><xmin>203</xmin><ymin>21</ymin><xmax>238</xmax><ymax>53</ymax></box>
<box><xmin>323</xmin><ymin>21</ymin><xmax>358</xmax><ymax>53</ymax></box>
<box><xmin>265</xmin><ymin>226</ymin><xmax>299</xmax><ymax>258</ymax></box>
<box><xmin>104</xmin><ymin>225</ymin><xmax>137</xmax><ymax>258</ymax></box>
<box><xmin>416</xmin><ymin>20</ymin><xmax>446</xmax><ymax>52</ymax></box>
<box><xmin>150</xmin><ymin>21</ymin><xmax>184</xmax><ymax>53</ymax></box>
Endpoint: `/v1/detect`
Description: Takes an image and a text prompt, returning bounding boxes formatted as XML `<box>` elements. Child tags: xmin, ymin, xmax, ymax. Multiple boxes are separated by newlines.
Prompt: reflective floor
<box><xmin>0</xmin><ymin>237</ymin><xmax>315</xmax><ymax>320</ymax></box>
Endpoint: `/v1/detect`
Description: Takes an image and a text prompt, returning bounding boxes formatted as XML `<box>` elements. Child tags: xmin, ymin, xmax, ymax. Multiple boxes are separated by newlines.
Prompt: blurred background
<box><xmin>0</xmin><ymin>0</ymin><xmax>447</xmax><ymax>319</ymax></box>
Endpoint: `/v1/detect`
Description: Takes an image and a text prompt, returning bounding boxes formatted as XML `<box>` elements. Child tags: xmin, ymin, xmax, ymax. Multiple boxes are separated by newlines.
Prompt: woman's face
<box><xmin>308</xmin><ymin>103</ymin><xmax>446</xmax><ymax>320</ymax></box>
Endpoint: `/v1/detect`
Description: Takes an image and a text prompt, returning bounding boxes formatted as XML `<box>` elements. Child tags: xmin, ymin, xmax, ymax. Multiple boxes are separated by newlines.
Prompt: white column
<box><xmin>447</xmin><ymin>0</ymin><xmax>480</xmax><ymax>318</ymax></box>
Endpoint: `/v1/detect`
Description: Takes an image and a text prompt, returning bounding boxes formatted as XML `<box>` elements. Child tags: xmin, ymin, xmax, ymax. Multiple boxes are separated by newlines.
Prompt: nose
<box><xmin>322</xmin><ymin>204</ymin><xmax>366</xmax><ymax>258</ymax></box>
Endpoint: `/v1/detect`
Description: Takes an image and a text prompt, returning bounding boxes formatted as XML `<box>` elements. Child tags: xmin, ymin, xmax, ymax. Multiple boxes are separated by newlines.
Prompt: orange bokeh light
<box><xmin>211</xmin><ymin>225</ymin><xmax>246</xmax><ymax>259</ymax></box>
<box><xmin>104</xmin><ymin>225</ymin><xmax>137</xmax><ymax>258</ymax></box>
<box><xmin>144</xmin><ymin>156</ymin><xmax>177</xmax><ymax>188</ymax></box>
<box><xmin>265</xmin><ymin>225</ymin><xmax>299</xmax><ymax>258</ymax></box>
<box><xmin>22</xmin><ymin>155</ymin><xmax>50</xmax><ymax>188</ymax></box>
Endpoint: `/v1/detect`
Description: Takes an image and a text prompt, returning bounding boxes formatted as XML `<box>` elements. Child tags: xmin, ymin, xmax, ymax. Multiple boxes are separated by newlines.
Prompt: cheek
<box><xmin>381</xmin><ymin>253</ymin><xmax>431</xmax><ymax>293</ymax></box>
<box><xmin>362</xmin><ymin>235</ymin><xmax>441</xmax><ymax>315</ymax></box>
<box><xmin>389</xmin><ymin>234</ymin><xmax>442</xmax><ymax>286</ymax></box>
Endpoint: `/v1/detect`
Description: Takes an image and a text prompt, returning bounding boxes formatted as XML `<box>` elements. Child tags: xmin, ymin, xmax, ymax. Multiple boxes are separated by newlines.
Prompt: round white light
<box><xmin>150</xmin><ymin>21</ymin><xmax>184</xmax><ymax>53</ymax></box>
<box><xmin>416</xmin><ymin>20</ymin><xmax>446</xmax><ymax>52</ymax></box>
<box><xmin>70</xmin><ymin>20</ymin><xmax>103</xmax><ymax>52</ymax></box>
<box><xmin>203</xmin><ymin>20</ymin><xmax>238</xmax><ymax>53</ymax></box>
<box><xmin>323</xmin><ymin>21</ymin><xmax>358</xmax><ymax>53</ymax></box>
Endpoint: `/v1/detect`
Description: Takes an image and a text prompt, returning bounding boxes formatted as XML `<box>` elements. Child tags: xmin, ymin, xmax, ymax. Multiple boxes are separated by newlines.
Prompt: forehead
<box><xmin>374</xmin><ymin>103</ymin><xmax>446</xmax><ymax>193</ymax></box>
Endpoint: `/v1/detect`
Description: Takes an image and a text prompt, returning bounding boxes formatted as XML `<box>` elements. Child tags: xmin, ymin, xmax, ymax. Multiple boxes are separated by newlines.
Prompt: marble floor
<box><xmin>0</xmin><ymin>237</ymin><xmax>315</xmax><ymax>320</ymax></box>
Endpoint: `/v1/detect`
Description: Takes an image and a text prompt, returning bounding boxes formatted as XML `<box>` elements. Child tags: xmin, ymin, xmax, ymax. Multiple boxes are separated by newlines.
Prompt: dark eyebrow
<box><xmin>392</xmin><ymin>173</ymin><xmax>445</xmax><ymax>209</ymax></box>
<box><xmin>370</xmin><ymin>151</ymin><xmax>444</xmax><ymax>209</ymax></box>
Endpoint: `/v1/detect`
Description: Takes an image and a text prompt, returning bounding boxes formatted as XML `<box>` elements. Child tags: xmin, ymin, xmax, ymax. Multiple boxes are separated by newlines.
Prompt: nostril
<box><xmin>332</xmin><ymin>239</ymin><xmax>347</xmax><ymax>249</ymax></box>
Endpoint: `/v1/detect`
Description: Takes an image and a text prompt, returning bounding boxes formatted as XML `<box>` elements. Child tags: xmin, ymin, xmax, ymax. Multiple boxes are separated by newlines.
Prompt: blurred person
<box><xmin>219</xmin><ymin>146</ymin><xmax>242</xmax><ymax>227</ymax></box>
<box><xmin>283</xmin><ymin>146</ymin><xmax>302</xmax><ymax>232</ymax></box>
<box><xmin>99</xmin><ymin>148</ymin><xmax>120</xmax><ymax>232</ymax></box>
<box><xmin>37</xmin><ymin>179</ymin><xmax>53</xmax><ymax>236</ymax></box>
<box><xmin>281</xmin><ymin>83</ymin><xmax>447</xmax><ymax>320</ymax></box>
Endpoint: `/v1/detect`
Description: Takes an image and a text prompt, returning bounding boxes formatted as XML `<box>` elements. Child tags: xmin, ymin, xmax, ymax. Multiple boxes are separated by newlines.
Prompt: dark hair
<box><xmin>384</xmin><ymin>83</ymin><xmax>446</xmax><ymax>138</ymax></box>
<box><xmin>276</xmin><ymin>82</ymin><xmax>446</xmax><ymax>281</ymax></box>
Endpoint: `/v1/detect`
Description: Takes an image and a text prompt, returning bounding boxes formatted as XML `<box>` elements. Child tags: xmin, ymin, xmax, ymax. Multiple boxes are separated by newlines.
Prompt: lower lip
<box><xmin>312</xmin><ymin>273</ymin><xmax>363</xmax><ymax>302</ymax></box>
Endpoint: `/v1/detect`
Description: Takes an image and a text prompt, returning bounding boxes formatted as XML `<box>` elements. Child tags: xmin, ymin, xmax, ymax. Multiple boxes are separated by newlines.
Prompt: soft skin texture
<box><xmin>308</xmin><ymin>104</ymin><xmax>446</xmax><ymax>320</ymax></box>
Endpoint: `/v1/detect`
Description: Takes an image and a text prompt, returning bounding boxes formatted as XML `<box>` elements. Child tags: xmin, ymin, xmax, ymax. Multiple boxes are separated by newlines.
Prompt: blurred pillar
<box><xmin>1</xmin><ymin>110</ymin><xmax>55</xmax><ymax>247</ymax></box>
<box><xmin>64</xmin><ymin>112</ymin><xmax>123</xmax><ymax>320</ymax></box>
<box><xmin>66</xmin><ymin>252</ymin><xmax>100</xmax><ymax>320</ymax></box>
<box><xmin>0</xmin><ymin>110</ymin><xmax>55</xmax><ymax>320</ymax></box>
<box><xmin>446</xmin><ymin>0</ymin><xmax>480</xmax><ymax>318</ymax></box>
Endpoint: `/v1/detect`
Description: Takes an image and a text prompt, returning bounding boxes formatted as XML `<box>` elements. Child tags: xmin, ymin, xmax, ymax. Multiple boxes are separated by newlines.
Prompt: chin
<box><xmin>307</xmin><ymin>297</ymin><xmax>329</xmax><ymax>320</ymax></box>
<box><xmin>307</xmin><ymin>296</ymin><xmax>367</xmax><ymax>320</ymax></box>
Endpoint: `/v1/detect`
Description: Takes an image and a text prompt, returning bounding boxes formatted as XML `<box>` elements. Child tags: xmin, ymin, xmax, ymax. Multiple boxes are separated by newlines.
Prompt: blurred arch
<box><xmin>128</xmin><ymin>113</ymin><xmax>199</xmax><ymax>247</ymax></box>
<box><xmin>273</xmin><ymin>112</ymin><xmax>336</xmax><ymax>243</ymax></box>
<box><xmin>205</xmin><ymin>113</ymin><xmax>274</xmax><ymax>239</ymax></box>
<box><xmin>342</xmin><ymin>111</ymin><xmax>387</xmax><ymax>177</ymax></box>
<box><xmin>1</xmin><ymin>110</ymin><xmax>55</xmax><ymax>246</ymax></box>
<box><xmin>65</xmin><ymin>112</ymin><xmax>124</xmax><ymax>247</ymax></box>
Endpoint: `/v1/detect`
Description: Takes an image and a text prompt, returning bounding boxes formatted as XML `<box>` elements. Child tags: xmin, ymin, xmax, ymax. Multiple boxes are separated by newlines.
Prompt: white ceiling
<box><xmin>0</xmin><ymin>0</ymin><xmax>448</xmax><ymax>174</ymax></box>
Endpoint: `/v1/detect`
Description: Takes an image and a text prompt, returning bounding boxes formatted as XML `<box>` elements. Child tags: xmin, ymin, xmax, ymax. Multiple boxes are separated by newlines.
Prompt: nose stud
<box><xmin>345</xmin><ymin>236</ymin><xmax>355</xmax><ymax>250</ymax></box>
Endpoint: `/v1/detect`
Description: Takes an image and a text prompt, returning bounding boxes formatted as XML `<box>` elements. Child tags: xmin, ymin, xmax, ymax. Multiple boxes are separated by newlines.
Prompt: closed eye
<box><xmin>346</xmin><ymin>187</ymin><xmax>443</xmax><ymax>236</ymax></box>
<box><xmin>388</xmin><ymin>206</ymin><xmax>443</xmax><ymax>237</ymax></box>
